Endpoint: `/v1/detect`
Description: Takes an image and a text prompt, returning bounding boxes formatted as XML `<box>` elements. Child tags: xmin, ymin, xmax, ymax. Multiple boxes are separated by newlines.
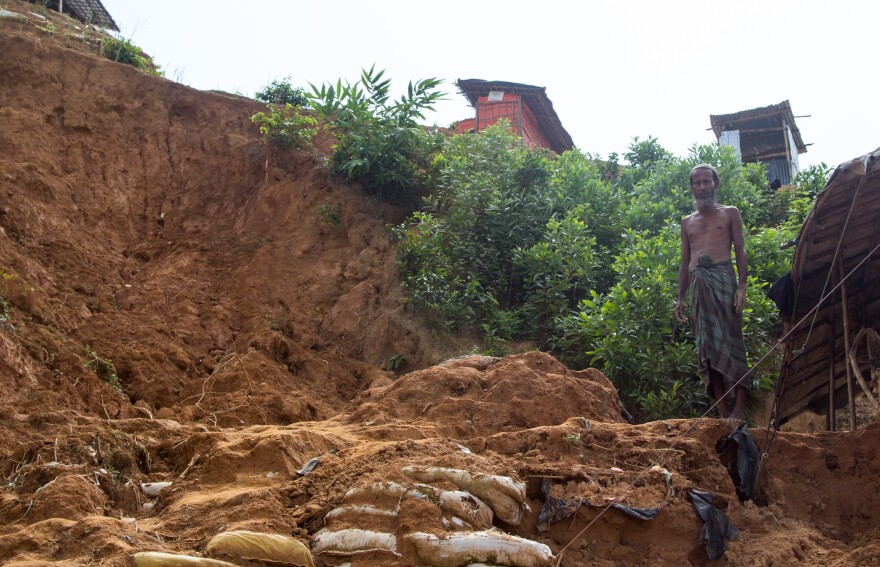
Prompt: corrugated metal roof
<box><xmin>455</xmin><ymin>79</ymin><xmax>574</xmax><ymax>154</ymax></box>
<box><xmin>55</xmin><ymin>0</ymin><xmax>119</xmax><ymax>31</ymax></box>
<box><xmin>773</xmin><ymin>147</ymin><xmax>880</xmax><ymax>426</ymax></box>
<box><xmin>709</xmin><ymin>100</ymin><xmax>807</xmax><ymax>160</ymax></box>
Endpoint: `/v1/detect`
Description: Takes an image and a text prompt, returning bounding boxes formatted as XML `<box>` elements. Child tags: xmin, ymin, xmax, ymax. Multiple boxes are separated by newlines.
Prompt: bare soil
<box><xmin>1</xmin><ymin>3</ymin><xmax>879</xmax><ymax>565</ymax></box>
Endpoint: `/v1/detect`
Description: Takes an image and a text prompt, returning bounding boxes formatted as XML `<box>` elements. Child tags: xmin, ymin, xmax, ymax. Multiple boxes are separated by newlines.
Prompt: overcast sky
<box><xmin>101</xmin><ymin>0</ymin><xmax>877</xmax><ymax>170</ymax></box>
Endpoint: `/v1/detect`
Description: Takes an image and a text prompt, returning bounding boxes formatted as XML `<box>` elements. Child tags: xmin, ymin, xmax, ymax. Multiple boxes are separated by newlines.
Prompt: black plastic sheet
<box><xmin>689</xmin><ymin>489</ymin><xmax>739</xmax><ymax>560</ymax></box>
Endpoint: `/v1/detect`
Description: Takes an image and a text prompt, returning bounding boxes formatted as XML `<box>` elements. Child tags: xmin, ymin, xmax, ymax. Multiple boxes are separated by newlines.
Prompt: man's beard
<box><xmin>693</xmin><ymin>193</ymin><xmax>716</xmax><ymax>213</ymax></box>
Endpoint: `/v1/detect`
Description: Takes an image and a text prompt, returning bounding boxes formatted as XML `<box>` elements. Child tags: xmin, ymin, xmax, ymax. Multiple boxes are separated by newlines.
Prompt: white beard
<box><xmin>694</xmin><ymin>194</ymin><xmax>716</xmax><ymax>213</ymax></box>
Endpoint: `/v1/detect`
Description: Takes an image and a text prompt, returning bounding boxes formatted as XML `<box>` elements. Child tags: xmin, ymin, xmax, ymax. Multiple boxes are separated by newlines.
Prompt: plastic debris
<box><xmin>727</xmin><ymin>421</ymin><xmax>760</xmax><ymax>500</ymax></box>
<box><xmin>688</xmin><ymin>489</ymin><xmax>740</xmax><ymax>560</ymax></box>
<box><xmin>297</xmin><ymin>456</ymin><xmax>320</xmax><ymax>476</ymax></box>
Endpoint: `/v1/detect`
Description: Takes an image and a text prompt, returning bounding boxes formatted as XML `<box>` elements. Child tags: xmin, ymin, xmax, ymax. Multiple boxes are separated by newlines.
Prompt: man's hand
<box><xmin>734</xmin><ymin>286</ymin><xmax>746</xmax><ymax>313</ymax></box>
<box><xmin>674</xmin><ymin>300</ymin><xmax>687</xmax><ymax>324</ymax></box>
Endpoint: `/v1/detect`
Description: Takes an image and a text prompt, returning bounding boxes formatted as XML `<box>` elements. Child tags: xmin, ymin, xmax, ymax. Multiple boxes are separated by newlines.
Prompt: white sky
<box><xmin>101</xmin><ymin>0</ymin><xmax>878</xmax><ymax>169</ymax></box>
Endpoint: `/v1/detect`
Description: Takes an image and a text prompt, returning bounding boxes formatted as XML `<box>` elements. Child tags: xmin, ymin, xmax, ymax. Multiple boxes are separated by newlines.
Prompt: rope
<box><xmin>552</xmin><ymin>238</ymin><xmax>880</xmax><ymax>565</ymax></box>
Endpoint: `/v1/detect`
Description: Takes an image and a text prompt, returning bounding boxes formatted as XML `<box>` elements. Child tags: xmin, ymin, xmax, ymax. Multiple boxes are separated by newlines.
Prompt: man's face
<box><xmin>690</xmin><ymin>168</ymin><xmax>717</xmax><ymax>212</ymax></box>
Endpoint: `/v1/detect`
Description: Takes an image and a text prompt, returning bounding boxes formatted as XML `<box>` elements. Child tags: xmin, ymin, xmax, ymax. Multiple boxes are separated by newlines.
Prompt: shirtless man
<box><xmin>675</xmin><ymin>164</ymin><xmax>749</xmax><ymax>420</ymax></box>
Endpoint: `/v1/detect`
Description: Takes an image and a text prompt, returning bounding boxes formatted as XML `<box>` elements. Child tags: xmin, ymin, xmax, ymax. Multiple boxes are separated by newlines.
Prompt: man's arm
<box><xmin>730</xmin><ymin>207</ymin><xmax>748</xmax><ymax>313</ymax></box>
<box><xmin>675</xmin><ymin>218</ymin><xmax>691</xmax><ymax>323</ymax></box>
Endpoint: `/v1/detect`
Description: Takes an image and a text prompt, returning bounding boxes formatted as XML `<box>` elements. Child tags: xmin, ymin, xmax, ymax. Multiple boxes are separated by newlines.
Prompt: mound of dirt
<box><xmin>1</xmin><ymin>3</ymin><xmax>879</xmax><ymax>566</ymax></box>
<box><xmin>347</xmin><ymin>352</ymin><xmax>625</xmax><ymax>439</ymax></box>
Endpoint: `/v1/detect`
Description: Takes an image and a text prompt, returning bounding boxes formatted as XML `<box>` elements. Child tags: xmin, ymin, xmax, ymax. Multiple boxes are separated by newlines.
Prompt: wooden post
<box><xmin>828</xmin><ymin>321</ymin><xmax>836</xmax><ymax>431</ymax></box>
<box><xmin>517</xmin><ymin>96</ymin><xmax>523</xmax><ymax>139</ymax></box>
<box><xmin>838</xmin><ymin>256</ymin><xmax>857</xmax><ymax>431</ymax></box>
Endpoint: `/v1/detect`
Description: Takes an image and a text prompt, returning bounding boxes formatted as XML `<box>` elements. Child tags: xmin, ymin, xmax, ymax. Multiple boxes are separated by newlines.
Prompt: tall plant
<box><xmin>308</xmin><ymin>66</ymin><xmax>445</xmax><ymax>204</ymax></box>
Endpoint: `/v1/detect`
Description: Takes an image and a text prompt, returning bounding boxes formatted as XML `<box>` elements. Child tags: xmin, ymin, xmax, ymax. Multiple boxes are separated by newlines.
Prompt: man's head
<box><xmin>689</xmin><ymin>164</ymin><xmax>719</xmax><ymax>213</ymax></box>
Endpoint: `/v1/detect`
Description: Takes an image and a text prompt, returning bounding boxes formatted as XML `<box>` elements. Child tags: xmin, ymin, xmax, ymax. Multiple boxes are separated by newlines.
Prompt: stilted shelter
<box><xmin>710</xmin><ymin>100</ymin><xmax>808</xmax><ymax>186</ymax></box>
<box><xmin>772</xmin><ymin>147</ymin><xmax>880</xmax><ymax>429</ymax></box>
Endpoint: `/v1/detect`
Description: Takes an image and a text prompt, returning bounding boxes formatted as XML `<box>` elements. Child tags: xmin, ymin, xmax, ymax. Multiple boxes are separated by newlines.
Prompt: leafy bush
<box><xmin>251</xmin><ymin>105</ymin><xmax>317</xmax><ymax>149</ymax></box>
<box><xmin>318</xmin><ymin>196</ymin><xmax>342</xmax><ymax>228</ymax></box>
<box><xmin>84</xmin><ymin>346</ymin><xmax>122</xmax><ymax>393</ymax></box>
<box><xmin>308</xmin><ymin>66</ymin><xmax>445</xmax><ymax>204</ymax></box>
<box><xmin>553</xmin><ymin>227</ymin><xmax>706</xmax><ymax>420</ymax></box>
<box><xmin>100</xmin><ymin>36</ymin><xmax>162</xmax><ymax>76</ymax></box>
<box><xmin>389</xmin><ymin>128</ymin><xmax>797</xmax><ymax>421</ymax></box>
<box><xmin>255</xmin><ymin>77</ymin><xmax>309</xmax><ymax>107</ymax></box>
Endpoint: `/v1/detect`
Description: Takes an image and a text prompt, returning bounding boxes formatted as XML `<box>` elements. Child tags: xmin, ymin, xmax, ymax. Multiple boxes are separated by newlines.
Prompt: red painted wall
<box><xmin>455</xmin><ymin>93</ymin><xmax>551</xmax><ymax>150</ymax></box>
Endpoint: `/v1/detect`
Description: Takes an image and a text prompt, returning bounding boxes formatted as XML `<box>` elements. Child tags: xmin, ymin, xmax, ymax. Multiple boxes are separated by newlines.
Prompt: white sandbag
<box><xmin>414</xmin><ymin>484</ymin><xmax>494</xmax><ymax>530</ymax></box>
<box><xmin>312</xmin><ymin>528</ymin><xmax>398</xmax><ymax>556</ymax></box>
<box><xmin>141</xmin><ymin>481</ymin><xmax>173</xmax><ymax>497</ymax></box>
<box><xmin>403</xmin><ymin>467</ymin><xmax>527</xmax><ymax>525</ymax></box>
<box><xmin>324</xmin><ymin>504</ymin><xmax>399</xmax><ymax>524</ymax></box>
<box><xmin>132</xmin><ymin>551</ymin><xmax>238</xmax><ymax>567</ymax></box>
<box><xmin>0</xmin><ymin>9</ymin><xmax>27</xmax><ymax>21</ymax></box>
<box><xmin>342</xmin><ymin>481</ymin><xmax>408</xmax><ymax>503</ymax></box>
<box><xmin>205</xmin><ymin>530</ymin><xmax>314</xmax><ymax>566</ymax></box>
<box><xmin>406</xmin><ymin>531</ymin><xmax>553</xmax><ymax>567</ymax></box>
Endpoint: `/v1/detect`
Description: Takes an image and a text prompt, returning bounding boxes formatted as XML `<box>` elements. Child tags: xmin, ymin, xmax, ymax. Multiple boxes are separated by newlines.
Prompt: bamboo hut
<box><xmin>773</xmin><ymin>147</ymin><xmax>880</xmax><ymax>429</ymax></box>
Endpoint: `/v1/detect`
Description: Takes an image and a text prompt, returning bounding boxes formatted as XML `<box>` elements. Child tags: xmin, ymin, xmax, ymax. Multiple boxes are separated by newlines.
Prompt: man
<box><xmin>675</xmin><ymin>164</ymin><xmax>749</xmax><ymax>420</ymax></box>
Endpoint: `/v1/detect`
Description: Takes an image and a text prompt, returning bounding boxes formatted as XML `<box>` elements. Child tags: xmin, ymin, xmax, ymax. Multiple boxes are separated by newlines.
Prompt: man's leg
<box><xmin>708</xmin><ymin>368</ymin><xmax>729</xmax><ymax>418</ymax></box>
<box><xmin>730</xmin><ymin>385</ymin><xmax>747</xmax><ymax>421</ymax></box>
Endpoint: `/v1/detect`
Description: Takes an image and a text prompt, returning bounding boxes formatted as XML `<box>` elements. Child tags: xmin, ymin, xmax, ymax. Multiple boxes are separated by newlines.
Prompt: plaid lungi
<box><xmin>690</xmin><ymin>255</ymin><xmax>749</xmax><ymax>399</ymax></box>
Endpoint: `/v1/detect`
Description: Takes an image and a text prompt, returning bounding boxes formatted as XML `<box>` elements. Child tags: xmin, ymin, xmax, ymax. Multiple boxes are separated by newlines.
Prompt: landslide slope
<box><xmin>1</xmin><ymin>5</ymin><xmax>879</xmax><ymax>566</ymax></box>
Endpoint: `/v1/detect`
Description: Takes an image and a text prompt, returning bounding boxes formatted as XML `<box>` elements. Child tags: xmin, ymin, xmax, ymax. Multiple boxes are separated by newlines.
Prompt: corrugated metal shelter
<box><xmin>710</xmin><ymin>100</ymin><xmax>807</xmax><ymax>185</ymax></box>
<box><xmin>31</xmin><ymin>0</ymin><xmax>119</xmax><ymax>31</ymax></box>
<box><xmin>772</xmin><ymin>147</ymin><xmax>880</xmax><ymax>429</ymax></box>
<box><xmin>454</xmin><ymin>79</ymin><xmax>574</xmax><ymax>154</ymax></box>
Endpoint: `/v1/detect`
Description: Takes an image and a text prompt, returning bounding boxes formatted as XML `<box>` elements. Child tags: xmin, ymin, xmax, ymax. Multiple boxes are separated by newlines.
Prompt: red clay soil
<box><xmin>1</xmin><ymin>3</ymin><xmax>879</xmax><ymax>566</ymax></box>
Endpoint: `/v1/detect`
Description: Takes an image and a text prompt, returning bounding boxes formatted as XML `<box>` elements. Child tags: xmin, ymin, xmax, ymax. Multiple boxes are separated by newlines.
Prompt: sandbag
<box><xmin>205</xmin><ymin>530</ymin><xmax>314</xmax><ymax>566</ymax></box>
<box><xmin>132</xmin><ymin>551</ymin><xmax>238</xmax><ymax>567</ymax></box>
<box><xmin>403</xmin><ymin>467</ymin><xmax>527</xmax><ymax>525</ymax></box>
<box><xmin>342</xmin><ymin>481</ymin><xmax>408</xmax><ymax>503</ymax></box>
<box><xmin>406</xmin><ymin>531</ymin><xmax>553</xmax><ymax>567</ymax></box>
<box><xmin>325</xmin><ymin>504</ymin><xmax>399</xmax><ymax>524</ymax></box>
<box><xmin>312</xmin><ymin>528</ymin><xmax>398</xmax><ymax>556</ymax></box>
<box><xmin>338</xmin><ymin>482</ymin><xmax>493</xmax><ymax>529</ymax></box>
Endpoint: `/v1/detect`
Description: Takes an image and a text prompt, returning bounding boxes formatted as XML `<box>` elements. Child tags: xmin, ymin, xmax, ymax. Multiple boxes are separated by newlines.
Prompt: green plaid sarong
<box><xmin>689</xmin><ymin>255</ymin><xmax>749</xmax><ymax>399</ymax></box>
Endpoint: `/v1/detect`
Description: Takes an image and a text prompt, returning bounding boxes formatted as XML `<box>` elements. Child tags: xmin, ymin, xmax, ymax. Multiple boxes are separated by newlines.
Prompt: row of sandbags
<box><xmin>312</xmin><ymin>466</ymin><xmax>553</xmax><ymax>567</ymax></box>
<box><xmin>133</xmin><ymin>467</ymin><xmax>552</xmax><ymax>567</ymax></box>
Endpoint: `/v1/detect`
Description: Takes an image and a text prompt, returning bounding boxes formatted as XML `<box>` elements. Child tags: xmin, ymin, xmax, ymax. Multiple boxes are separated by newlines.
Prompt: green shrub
<box><xmin>251</xmin><ymin>105</ymin><xmax>317</xmax><ymax>149</ymax></box>
<box><xmin>553</xmin><ymin>227</ymin><xmax>706</xmax><ymax>420</ymax></box>
<box><xmin>100</xmin><ymin>36</ymin><xmax>162</xmax><ymax>76</ymax></box>
<box><xmin>255</xmin><ymin>77</ymin><xmax>309</xmax><ymax>107</ymax></box>
<box><xmin>308</xmin><ymin>66</ymin><xmax>445</xmax><ymax>204</ymax></box>
<box><xmin>392</xmin><ymin>130</ymin><xmax>795</xmax><ymax>421</ymax></box>
<box><xmin>318</xmin><ymin>196</ymin><xmax>342</xmax><ymax>228</ymax></box>
<box><xmin>84</xmin><ymin>346</ymin><xmax>122</xmax><ymax>393</ymax></box>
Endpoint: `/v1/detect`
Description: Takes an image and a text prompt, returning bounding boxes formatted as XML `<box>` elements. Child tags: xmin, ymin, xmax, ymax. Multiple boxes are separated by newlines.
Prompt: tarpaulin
<box><xmin>689</xmin><ymin>489</ymin><xmax>739</xmax><ymax>560</ymax></box>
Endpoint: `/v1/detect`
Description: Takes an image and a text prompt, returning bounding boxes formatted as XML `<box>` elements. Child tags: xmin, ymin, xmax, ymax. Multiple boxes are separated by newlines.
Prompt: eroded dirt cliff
<box><xmin>1</xmin><ymin>4</ymin><xmax>879</xmax><ymax>566</ymax></box>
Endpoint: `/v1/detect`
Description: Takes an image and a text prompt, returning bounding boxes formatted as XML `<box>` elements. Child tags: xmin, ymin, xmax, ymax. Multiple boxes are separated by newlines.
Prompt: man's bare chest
<box><xmin>686</xmin><ymin>215</ymin><xmax>732</xmax><ymax>245</ymax></box>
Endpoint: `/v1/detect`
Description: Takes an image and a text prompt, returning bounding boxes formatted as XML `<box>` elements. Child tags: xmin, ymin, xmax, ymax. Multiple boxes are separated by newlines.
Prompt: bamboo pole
<box><xmin>828</xmin><ymin>321</ymin><xmax>836</xmax><ymax>431</ymax></box>
<box><xmin>838</xmin><ymin>256</ymin><xmax>857</xmax><ymax>431</ymax></box>
<box><xmin>846</xmin><ymin>329</ymin><xmax>880</xmax><ymax>412</ymax></box>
